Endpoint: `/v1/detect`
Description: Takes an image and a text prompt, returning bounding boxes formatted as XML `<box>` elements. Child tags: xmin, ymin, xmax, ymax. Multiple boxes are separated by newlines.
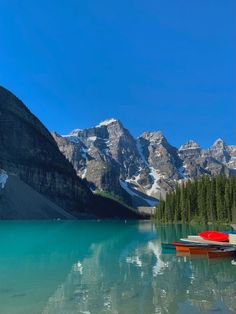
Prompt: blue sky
<box><xmin>0</xmin><ymin>0</ymin><xmax>235</xmax><ymax>148</ymax></box>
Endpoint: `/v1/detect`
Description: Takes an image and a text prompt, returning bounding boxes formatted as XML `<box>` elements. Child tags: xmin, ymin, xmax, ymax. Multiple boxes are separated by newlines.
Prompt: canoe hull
<box><xmin>208</xmin><ymin>249</ymin><xmax>236</xmax><ymax>259</ymax></box>
<box><xmin>176</xmin><ymin>246</ymin><xmax>191</xmax><ymax>252</ymax></box>
<box><xmin>181</xmin><ymin>236</ymin><xmax>233</xmax><ymax>246</ymax></box>
<box><xmin>161</xmin><ymin>243</ymin><xmax>176</xmax><ymax>250</ymax></box>
<box><xmin>188</xmin><ymin>247</ymin><xmax>216</xmax><ymax>255</ymax></box>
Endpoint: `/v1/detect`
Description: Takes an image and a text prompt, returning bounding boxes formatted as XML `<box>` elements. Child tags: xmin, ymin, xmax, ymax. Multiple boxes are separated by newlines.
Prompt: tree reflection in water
<box><xmin>42</xmin><ymin>222</ymin><xmax>236</xmax><ymax>314</ymax></box>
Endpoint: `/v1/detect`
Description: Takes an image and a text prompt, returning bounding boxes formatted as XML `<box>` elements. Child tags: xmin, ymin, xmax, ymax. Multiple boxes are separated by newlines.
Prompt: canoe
<box><xmin>172</xmin><ymin>241</ymin><xmax>220</xmax><ymax>248</ymax></box>
<box><xmin>162</xmin><ymin>248</ymin><xmax>176</xmax><ymax>254</ymax></box>
<box><xmin>181</xmin><ymin>236</ymin><xmax>233</xmax><ymax>246</ymax></box>
<box><xmin>176</xmin><ymin>246</ymin><xmax>191</xmax><ymax>252</ymax></box>
<box><xmin>177</xmin><ymin>246</ymin><xmax>224</xmax><ymax>254</ymax></box>
<box><xmin>207</xmin><ymin>248</ymin><xmax>236</xmax><ymax>259</ymax></box>
<box><xmin>173</xmin><ymin>240</ymin><xmax>229</xmax><ymax>252</ymax></box>
<box><xmin>188</xmin><ymin>247</ymin><xmax>220</xmax><ymax>255</ymax></box>
<box><xmin>175</xmin><ymin>245</ymin><xmax>216</xmax><ymax>252</ymax></box>
<box><xmin>172</xmin><ymin>241</ymin><xmax>208</xmax><ymax>247</ymax></box>
<box><xmin>173</xmin><ymin>242</ymin><xmax>208</xmax><ymax>252</ymax></box>
<box><xmin>229</xmin><ymin>234</ymin><xmax>236</xmax><ymax>245</ymax></box>
<box><xmin>161</xmin><ymin>243</ymin><xmax>176</xmax><ymax>250</ymax></box>
<box><xmin>199</xmin><ymin>231</ymin><xmax>229</xmax><ymax>242</ymax></box>
<box><xmin>161</xmin><ymin>241</ymin><xmax>212</xmax><ymax>250</ymax></box>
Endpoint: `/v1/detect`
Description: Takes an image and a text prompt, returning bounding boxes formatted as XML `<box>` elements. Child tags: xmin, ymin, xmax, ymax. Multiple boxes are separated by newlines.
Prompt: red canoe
<box><xmin>207</xmin><ymin>248</ymin><xmax>236</xmax><ymax>259</ymax></box>
<box><xmin>188</xmin><ymin>247</ymin><xmax>217</xmax><ymax>255</ymax></box>
<box><xmin>198</xmin><ymin>231</ymin><xmax>229</xmax><ymax>242</ymax></box>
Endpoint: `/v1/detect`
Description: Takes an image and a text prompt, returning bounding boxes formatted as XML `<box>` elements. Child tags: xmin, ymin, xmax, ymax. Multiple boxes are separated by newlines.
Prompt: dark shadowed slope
<box><xmin>0</xmin><ymin>85</ymin><xmax>93</xmax><ymax>216</ymax></box>
<box><xmin>0</xmin><ymin>175</ymin><xmax>76</xmax><ymax>219</ymax></box>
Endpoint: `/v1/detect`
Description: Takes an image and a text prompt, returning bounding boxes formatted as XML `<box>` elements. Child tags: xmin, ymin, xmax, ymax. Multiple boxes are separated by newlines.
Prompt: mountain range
<box><xmin>52</xmin><ymin>118</ymin><xmax>236</xmax><ymax>209</ymax></box>
<box><xmin>0</xmin><ymin>86</ymin><xmax>235</xmax><ymax>218</ymax></box>
<box><xmin>0</xmin><ymin>86</ymin><xmax>141</xmax><ymax>219</ymax></box>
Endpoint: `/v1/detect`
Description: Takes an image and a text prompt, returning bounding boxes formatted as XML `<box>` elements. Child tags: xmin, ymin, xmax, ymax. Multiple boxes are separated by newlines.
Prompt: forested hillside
<box><xmin>155</xmin><ymin>175</ymin><xmax>236</xmax><ymax>223</ymax></box>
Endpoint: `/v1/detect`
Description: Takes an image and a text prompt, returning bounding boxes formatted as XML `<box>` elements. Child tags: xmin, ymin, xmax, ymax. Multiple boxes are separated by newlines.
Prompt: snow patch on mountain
<box><xmin>147</xmin><ymin>167</ymin><xmax>162</xmax><ymax>196</ymax></box>
<box><xmin>88</xmin><ymin>136</ymin><xmax>98</xmax><ymax>142</ymax></box>
<box><xmin>81</xmin><ymin>168</ymin><xmax>87</xmax><ymax>179</ymax></box>
<box><xmin>120</xmin><ymin>180</ymin><xmax>157</xmax><ymax>207</ymax></box>
<box><xmin>96</xmin><ymin>118</ymin><xmax>118</xmax><ymax>127</ymax></box>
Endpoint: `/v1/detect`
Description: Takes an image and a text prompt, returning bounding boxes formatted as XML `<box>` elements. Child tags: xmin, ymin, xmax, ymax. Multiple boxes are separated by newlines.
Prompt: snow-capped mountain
<box><xmin>52</xmin><ymin>119</ymin><xmax>236</xmax><ymax>208</ymax></box>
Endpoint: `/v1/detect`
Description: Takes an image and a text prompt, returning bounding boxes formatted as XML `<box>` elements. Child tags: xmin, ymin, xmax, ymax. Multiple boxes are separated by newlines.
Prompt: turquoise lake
<box><xmin>0</xmin><ymin>221</ymin><xmax>235</xmax><ymax>314</ymax></box>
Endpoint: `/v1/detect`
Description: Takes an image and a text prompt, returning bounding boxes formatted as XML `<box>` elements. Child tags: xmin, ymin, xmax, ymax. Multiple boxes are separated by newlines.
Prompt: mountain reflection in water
<box><xmin>0</xmin><ymin>221</ymin><xmax>235</xmax><ymax>314</ymax></box>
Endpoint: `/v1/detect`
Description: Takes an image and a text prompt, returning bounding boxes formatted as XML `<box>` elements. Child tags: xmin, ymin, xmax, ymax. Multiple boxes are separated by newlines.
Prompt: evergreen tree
<box><xmin>215</xmin><ymin>175</ymin><xmax>224</xmax><ymax>222</ymax></box>
<box><xmin>224</xmin><ymin>180</ymin><xmax>231</xmax><ymax>222</ymax></box>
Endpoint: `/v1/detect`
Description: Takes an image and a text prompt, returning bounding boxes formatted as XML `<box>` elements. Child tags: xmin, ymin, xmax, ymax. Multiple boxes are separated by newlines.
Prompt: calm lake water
<box><xmin>0</xmin><ymin>221</ymin><xmax>235</xmax><ymax>314</ymax></box>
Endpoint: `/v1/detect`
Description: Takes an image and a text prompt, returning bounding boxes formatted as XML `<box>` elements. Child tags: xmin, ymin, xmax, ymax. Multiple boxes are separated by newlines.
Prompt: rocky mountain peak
<box><xmin>178</xmin><ymin>140</ymin><xmax>202</xmax><ymax>160</ymax></box>
<box><xmin>139</xmin><ymin>131</ymin><xmax>169</xmax><ymax>151</ymax></box>
<box><xmin>211</xmin><ymin>138</ymin><xmax>226</xmax><ymax>150</ymax></box>
<box><xmin>64</xmin><ymin>119</ymin><xmax>128</xmax><ymax>145</ymax></box>
<box><xmin>179</xmin><ymin>140</ymin><xmax>201</xmax><ymax>151</ymax></box>
<box><xmin>96</xmin><ymin>118</ymin><xmax>129</xmax><ymax>140</ymax></box>
<box><xmin>68</xmin><ymin>128</ymin><xmax>83</xmax><ymax>137</ymax></box>
<box><xmin>208</xmin><ymin>138</ymin><xmax>230</xmax><ymax>164</ymax></box>
<box><xmin>96</xmin><ymin>118</ymin><xmax>120</xmax><ymax>128</ymax></box>
<box><xmin>140</xmin><ymin>131</ymin><xmax>164</xmax><ymax>142</ymax></box>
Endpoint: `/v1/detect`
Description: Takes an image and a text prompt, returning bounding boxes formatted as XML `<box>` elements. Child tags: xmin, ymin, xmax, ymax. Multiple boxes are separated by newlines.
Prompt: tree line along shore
<box><xmin>155</xmin><ymin>174</ymin><xmax>236</xmax><ymax>224</ymax></box>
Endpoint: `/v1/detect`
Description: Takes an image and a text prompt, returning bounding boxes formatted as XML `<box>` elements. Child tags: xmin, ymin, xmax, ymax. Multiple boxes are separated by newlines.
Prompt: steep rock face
<box><xmin>137</xmin><ymin>132</ymin><xmax>182</xmax><ymax>194</ymax></box>
<box><xmin>178</xmin><ymin>139</ymin><xmax>231</xmax><ymax>179</ymax></box>
<box><xmin>205</xmin><ymin>139</ymin><xmax>232</xmax><ymax>167</ymax></box>
<box><xmin>227</xmin><ymin>146</ymin><xmax>236</xmax><ymax>170</ymax></box>
<box><xmin>54</xmin><ymin>119</ymin><xmax>236</xmax><ymax>207</ymax></box>
<box><xmin>0</xmin><ymin>86</ymin><xmax>94</xmax><ymax>216</ymax></box>
<box><xmin>179</xmin><ymin>140</ymin><xmax>201</xmax><ymax>158</ymax></box>
<box><xmin>52</xmin><ymin>119</ymin><xmax>142</xmax><ymax>200</ymax></box>
<box><xmin>178</xmin><ymin>140</ymin><xmax>205</xmax><ymax>178</ymax></box>
<box><xmin>135</xmin><ymin>129</ymin><xmax>182</xmax><ymax>199</ymax></box>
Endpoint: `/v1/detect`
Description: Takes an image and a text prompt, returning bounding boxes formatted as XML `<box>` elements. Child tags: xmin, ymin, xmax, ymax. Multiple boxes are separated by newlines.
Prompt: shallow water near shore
<box><xmin>0</xmin><ymin>221</ymin><xmax>235</xmax><ymax>314</ymax></box>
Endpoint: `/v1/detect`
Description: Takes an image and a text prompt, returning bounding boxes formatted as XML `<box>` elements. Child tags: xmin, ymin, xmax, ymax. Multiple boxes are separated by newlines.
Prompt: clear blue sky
<box><xmin>0</xmin><ymin>0</ymin><xmax>235</xmax><ymax>148</ymax></box>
